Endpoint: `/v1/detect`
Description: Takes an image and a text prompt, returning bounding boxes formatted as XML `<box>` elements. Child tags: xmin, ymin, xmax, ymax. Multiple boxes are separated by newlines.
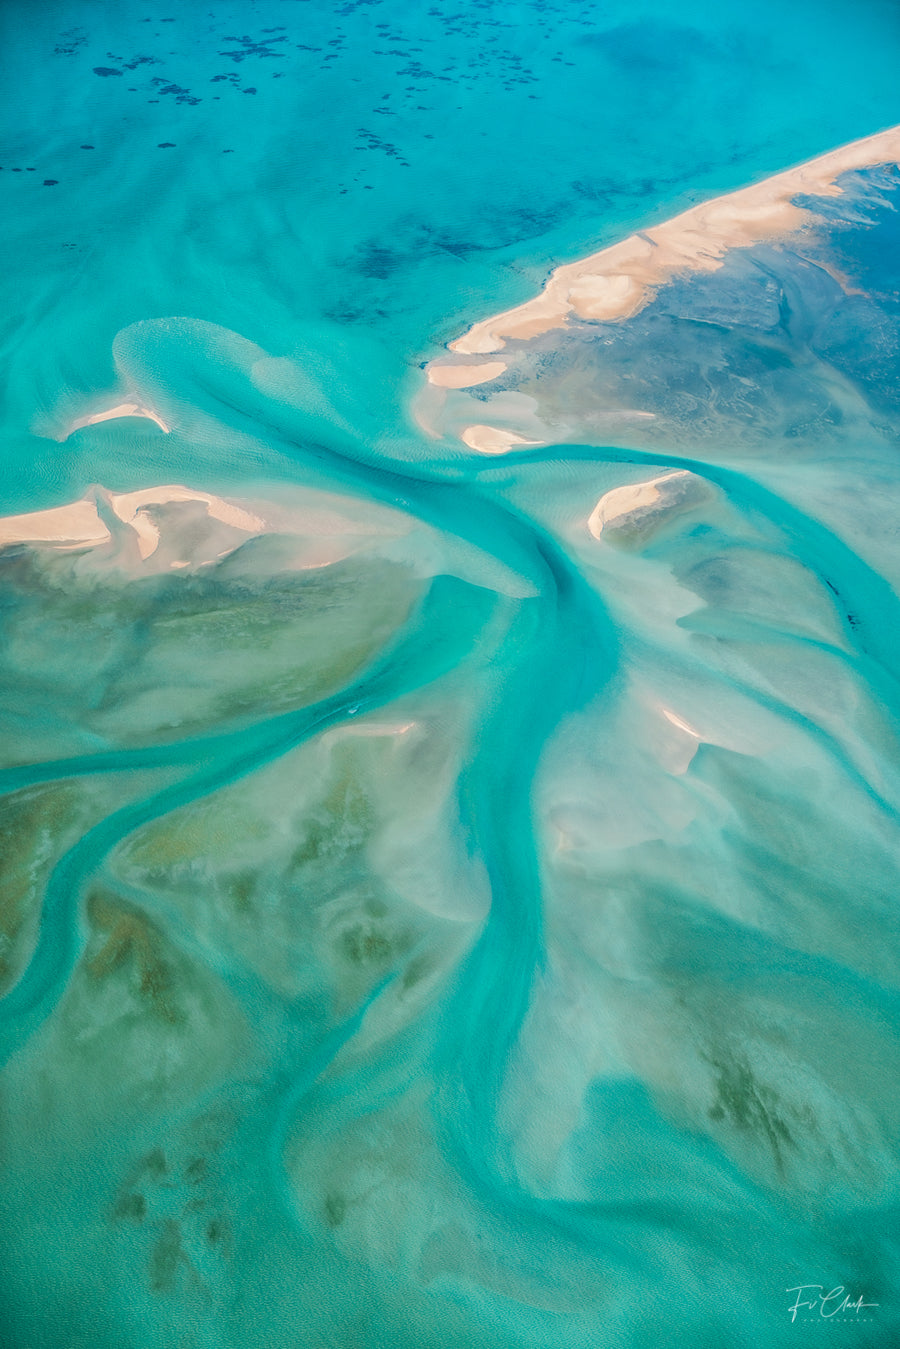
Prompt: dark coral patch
<box><xmin>93</xmin><ymin>66</ymin><xmax>122</xmax><ymax>77</ymax></box>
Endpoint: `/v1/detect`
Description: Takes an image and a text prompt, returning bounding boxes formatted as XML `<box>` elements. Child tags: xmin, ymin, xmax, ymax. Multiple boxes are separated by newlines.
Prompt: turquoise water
<box><xmin>3</xmin><ymin>1</ymin><xmax>900</xmax><ymax>1346</ymax></box>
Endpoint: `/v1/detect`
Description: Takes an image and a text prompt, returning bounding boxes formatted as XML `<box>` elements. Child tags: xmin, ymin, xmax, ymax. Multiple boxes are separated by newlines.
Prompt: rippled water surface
<box><xmin>3</xmin><ymin>2</ymin><xmax>900</xmax><ymax>1346</ymax></box>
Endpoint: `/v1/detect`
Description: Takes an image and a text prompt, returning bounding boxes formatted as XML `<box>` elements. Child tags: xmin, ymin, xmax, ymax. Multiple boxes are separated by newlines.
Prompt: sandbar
<box><xmin>426</xmin><ymin>361</ymin><xmax>508</xmax><ymax>389</ymax></box>
<box><xmin>0</xmin><ymin>483</ymin><xmax>417</xmax><ymax>575</ymax></box>
<box><xmin>662</xmin><ymin>708</ymin><xmax>700</xmax><ymax>738</ymax></box>
<box><xmin>0</xmin><ymin>499</ymin><xmax>111</xmax><ymax>549</ymax></box>
<box><xmin>461</xmin><ymin>425</ymin><xmax>543</xmax><ymax>455</ymax></box>
<box><xmin>450</xmin><ymin>124</ymin><xmax>900</xmax><ymax>354</ymax></box>
<box><xmin>65</xmin><ymin>402</ymin><xmax>170</xmax><ymax>439</ymax></box>
<box><xmin>588</xmin><ymin>471</ymin><xmax>691</xmax><ymax>538</ymax></box>
<box><xmin>0</xmin><ymin>487</ymin><xmax>265</xmax><ymax>561</ymax></box>
<box><xmin>110</xmin><ymin>486</ymin><xmax>266</xmax><ymax>559</ymax></box>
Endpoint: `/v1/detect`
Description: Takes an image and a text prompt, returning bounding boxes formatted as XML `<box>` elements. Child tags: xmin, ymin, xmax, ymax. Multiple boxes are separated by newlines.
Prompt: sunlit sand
<box><xmin>661</xmin><ymin>708</ymin><xmax>700</xmax><ymax>738</ymax></box>
<box><xmin>425</xmin><ymin>360</ymin><xmax>508</xmax><ymax>388</ymax></box>
<box><xmin>450</xmin><ymin>124</ymin><xmax>900</xmax><ymax>354</ymax></box>
<box><xmin>110</xmin><ymin>486</ymin><xmax>266</xmax><ymax>559</ymax></box>
<box><xmin>64</xmin><ymin>402</ymin><xmax>170</xmax><ymax>439</ymax></box>
<box><xmin>588</xmin><ymin>471</ymin><xmax>693</xmax><ymax>537</ymax></box>
<box><xmin>0</xmin><ymin>484</ymin><xmax>412</xmax><ymax>576</ymax></box>
<box><xmin>0</xmin><ymin>499</ymin><xmax>111</xmax><ymax>549</ymax></box>
<box><xmin>461</xmin><ymin>424</ymin><xmax>543</xmax><ymax>454</ymax></box>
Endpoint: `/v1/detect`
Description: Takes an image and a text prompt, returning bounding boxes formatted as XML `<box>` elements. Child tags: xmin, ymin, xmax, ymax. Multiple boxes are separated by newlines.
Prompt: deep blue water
<box><xmin>2</xmin><ymin>2</ymin><xmax>900</xmax><ymax>1347</ymax></box>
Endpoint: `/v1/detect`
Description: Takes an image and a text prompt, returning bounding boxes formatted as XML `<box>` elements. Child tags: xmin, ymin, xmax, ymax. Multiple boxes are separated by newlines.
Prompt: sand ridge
<box><xmin>425</xmin><ymin>360</ymin><xmax>508</xmax><ymax>388</ymax></box>
<box><xmin>64</xmin><ymin>402</ymin><xmax>171</xmax><ymax>439</ymax></box>
<box><xmin>0</xmin><ymin>486</ymin><xmax>264</xmax><ymax>558</ymax></box>
<box><xmin>0</xmin><ymin>484</ymin><xmax>416</xmax><ymax>576</ymax></box>
<box><xmin>0</xmin><ymin>499</ymin><xmax>112</xmax><ymax>549</ymax></box>
<box><xmin>461</xmin><ymin>425</ymin><xmax>543</xmax><ymax>455</ymax></box>
<box><xmin>449</xmin><ymin>124</ymin><xmax>900</xmax><ymax>355</ymax></box>
<box><xmin>588</xmin><ymin>471</ymin><xmax>693</xmax><ymax>537</ymax></box>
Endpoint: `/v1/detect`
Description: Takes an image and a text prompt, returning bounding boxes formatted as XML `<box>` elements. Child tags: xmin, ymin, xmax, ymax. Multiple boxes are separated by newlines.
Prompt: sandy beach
<box><xmin>450</xmin><ymin>124</ymin><xmax>900</xmax><ymax>355</ymax></box>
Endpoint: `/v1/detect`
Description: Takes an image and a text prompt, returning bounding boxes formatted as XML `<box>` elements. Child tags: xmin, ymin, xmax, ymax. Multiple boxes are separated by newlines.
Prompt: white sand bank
<box><xmin>589</xmin><ymin>471</ymin><xmax>693</xmax><ymax>538</ymax></box>
<box><xmin>426</xmin><ymin>361</ymin><xmax>508</xmax><ymax>388</ymax></box>
<box><xmin>0</xmin><ymin>499</ymin><xmax>111</xmax><ymax>549</ymax></box>
<box><xmin>0</xmin><ymin>486</ymin><xmax>264</xmax><ymax>561</ymax></box>
<box><xmin>0</xmin><ymin>483</ymin><xmax>419</xmax><ymax>579</ymax></box>
<box><xmin>450</xmin><ymin>124</ymin><xmax>900</xmax><ymax>354</ymax></box>
<box><xmin>110</xmin><ymin>486</ymin><xmax>266</xmax><ymax>559</ymax></box>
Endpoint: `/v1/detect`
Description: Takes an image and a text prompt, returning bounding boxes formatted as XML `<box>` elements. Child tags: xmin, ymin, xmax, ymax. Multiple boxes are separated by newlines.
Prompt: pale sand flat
<box><xmin>588</xmin><ymin>471</ymin><xmax>691</xmax><ymax>538</ymax></box>
<box><xmin>110</xmin><ymin>486</ymin><xmax>266</xmax><ymax>559</ymax></box>
<box><xmin>659</xmin><ymin>706</ymin><xmax>702</xmax><ymax>775</ymax></box>
<box><xmin>65</xmin><ymin>402</ymin><xmax>170</xmax><ymax>438</ymax></box>
<box><xmin>0</xmin><ymin>488</ymin><xmax>264</xmax><ymax>561</ymax></box>
<box><xmin>0</xmin><ymin>485</ymin><xmax>406</xmax><ymax>570</ymax></box>
<box><xmin>426</xmin><ymin>360</ymin><xmax>508</xmax><ymax>388</ymax></box>
<box><xmin>266</xmin><ymin>537</ymin><xmax>371</xmax><ymax>572</ymax></box>
<box><xmin>461</xmin><ymin>424</ymin><xmax>543</xmax><ymax>455</ymax></box>
<box><xmin>450</xmin><ymin>124</ymin><xmax>900</xmax><ymax>354</ymax></box>
<box><xmin>0</xmin><ymin>499</ymin><xmax>111</xmax><ymax>548</ymax></box>
<box><xmin>322</xmin><ymin>720</ymin><xmax>417</xmax><ymax>745</ymax></box>
<box><xmin>662</xmin><ymin>708</ymin><xmax>700</xmax><ymax>738</ymax></box>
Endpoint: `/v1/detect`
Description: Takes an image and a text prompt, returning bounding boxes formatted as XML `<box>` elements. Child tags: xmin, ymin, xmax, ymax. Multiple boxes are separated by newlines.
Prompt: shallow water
<box><xmin>3</xmin><ymin>2</ymin><xmax>900</xmax><ymax>1347</ymax></box>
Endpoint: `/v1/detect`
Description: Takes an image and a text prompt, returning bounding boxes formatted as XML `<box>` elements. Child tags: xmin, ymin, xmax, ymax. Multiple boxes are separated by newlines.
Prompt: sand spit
<box><xmin>589</xmin><ymin>471</ymin><xmax>693</xmax><ymax>538</ymax></box>
<box><xmin>450</xmin><ymin>124</ymin><xmax>900</xmax><ymax>354</ymax></box>
<box><xmin>0</xmin><ymin>486</ymin><xmax>264</xmax><ymax>561</ymax></box>
<box><xmin>0</xmin><ymin>499</ymin><xmax>111</xmax><ymax>549</ymax></box>
<box><xmin>461</xmin><ymin>425</ymin><xmax>543</xmax><ymax>455</ymax></box>
<box><xmin>111</xmin><ymin>486</ymin><xmax>265</xmax><ymax>559</ymax></box>
<box><xmin>64</xmin><ymin>401</ymin><xmax>170</xmax><ymax>439</ymax></box>
<box><xmin>0</xmin><ymin>484</ymin><xmax>420</xmax><ymax>578</ymax></box>
<box><xmin>658</xmin><ymin>706</ymin><xmax>703</xmax><ymax>775</ymax></box>
<box><xmin>662</xmin><ymin>708</ymin><xmax>700</xmax><ymax>738</ymax></box>
<box><xmin>426</xmin><ymin>360</ymin><xmax>508</xmax><ymax>388</ymax></box>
